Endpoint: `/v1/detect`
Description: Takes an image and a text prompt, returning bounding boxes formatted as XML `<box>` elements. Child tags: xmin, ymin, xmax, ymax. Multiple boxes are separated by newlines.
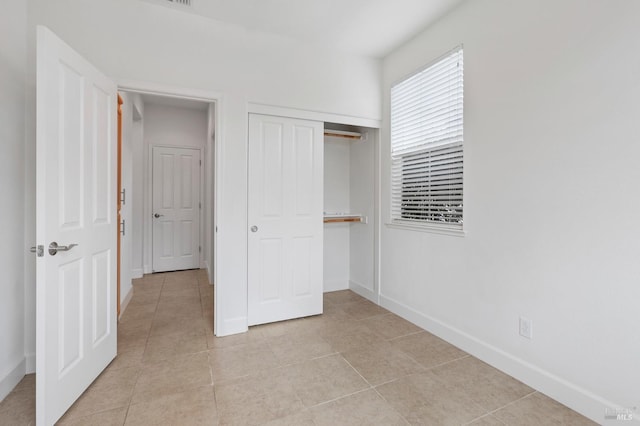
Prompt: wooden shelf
<box><xmin>323</xmin><ymin>214</ymin><xmax>365</xmax><ymax>224</ymax></box>
<box><xmin>324</xmin><ymin>129</ymin><xmax>363</xmax><ymax>140</ymax></box>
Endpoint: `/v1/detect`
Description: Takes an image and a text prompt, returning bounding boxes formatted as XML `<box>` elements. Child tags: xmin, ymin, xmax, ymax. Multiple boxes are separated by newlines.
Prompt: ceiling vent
<box><xmin>167</xmin><ymin>0</ymin><xmax>191</xmax><ymax>7</ymax></box>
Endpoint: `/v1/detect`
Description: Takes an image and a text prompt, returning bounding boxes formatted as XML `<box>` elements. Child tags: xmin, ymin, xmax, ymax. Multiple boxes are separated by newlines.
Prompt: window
<box><xmin>390</xmin><ymin>46</ymin><xmax>464</xmax><ymax>231</ymax></box>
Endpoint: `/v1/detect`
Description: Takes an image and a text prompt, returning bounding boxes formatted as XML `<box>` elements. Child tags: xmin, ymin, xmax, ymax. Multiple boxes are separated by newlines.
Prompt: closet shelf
<box><xmin>323</xmin><ymin>129</ymin><xmax>363</xmax><ymax>140</ymax></box>
<box><xmin>323</xmin><ymin>213</ymin><xmax>366</xmax><ymax>224</ymax></box>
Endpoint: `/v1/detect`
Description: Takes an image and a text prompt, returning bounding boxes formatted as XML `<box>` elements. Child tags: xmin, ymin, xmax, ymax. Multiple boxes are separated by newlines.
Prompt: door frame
<box><xmin>118</xmin><ymin>80</ymin><xmax>222</xmax><ymax>334</ymax></box>
<box><xmin>149</xmin><ymin>144</ymin><xmax>203</xmax><ymax>272</ymax></box>
<box><xmin>117</xmin><ymin>94</ymin><xmax>123</xmax><ymax>317</ymax></box>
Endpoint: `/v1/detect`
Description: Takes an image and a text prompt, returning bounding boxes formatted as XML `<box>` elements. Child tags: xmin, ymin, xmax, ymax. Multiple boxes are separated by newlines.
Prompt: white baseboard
<box><xmin>0</xmin><ymin>358</ymin><xmax>25</xmax><ymax>402</ymax></box>
<box><xmin>25</xmin><ymin>352</ymin><xmax>35</xmax><ymax>374</ymax></box>
<box><xmin>119</xmin><ymin>286</ymin><xmax>134</xmax><ymax>320</ymax></box>
<box><xmin>323</xmin><ymin>279</ymin><xmax>349</xmax><ymax>292</ymax></box>
<box><xmin>349</xmin><ymin>280</ymin><xmax>376</xmax><ymax>303</ymax></box>
<box><xmin>132</xmin><ymin>268</ymin><xmax>144</xmax><ymax>279</ymax></box>
<box><xmin>216</xmin><ymin>316</ymin><xmax>247</xmax><ymax>337</ymax></box>
<box><xmin>203</xmin><ymin>261</ymin><xmax>213</xmax><ymax>285</ymax></box>
<box><xmin>143</xmin><ymin>264</ymin><xmax>152</xmax><ymax>275</ymax></box>
<box><xmin>379</xmin><ymin>294</ymin><xmax>636</xmax><ymax>425</ymax></box>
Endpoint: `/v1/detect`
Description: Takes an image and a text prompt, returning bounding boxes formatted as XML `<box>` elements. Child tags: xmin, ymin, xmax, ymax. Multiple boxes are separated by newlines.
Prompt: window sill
<box><xmin>385</xmin><ymin>221</ymin><xmax>466</xmax><ymax>237</ymax></box>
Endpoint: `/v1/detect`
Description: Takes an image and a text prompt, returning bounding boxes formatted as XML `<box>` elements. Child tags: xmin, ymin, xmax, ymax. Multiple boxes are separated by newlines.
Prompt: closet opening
<box><xmin>323</xmin><ymin>122</ymin><xmax>379</xmax><ymax>301</ymax></box>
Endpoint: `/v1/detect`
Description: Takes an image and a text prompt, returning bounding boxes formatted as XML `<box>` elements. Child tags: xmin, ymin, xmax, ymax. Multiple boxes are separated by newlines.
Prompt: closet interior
<box><xmin>323</xmin><ymin>123</ymin><xmax>377</xmax><ymax>299</ymax></box>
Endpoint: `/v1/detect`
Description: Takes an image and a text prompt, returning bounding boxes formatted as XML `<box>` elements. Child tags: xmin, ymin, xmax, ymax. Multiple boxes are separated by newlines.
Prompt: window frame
<box><xmin>388</xmin><ymin>45</ymin><xmax>465</xmax><ymax>236</ymax></box>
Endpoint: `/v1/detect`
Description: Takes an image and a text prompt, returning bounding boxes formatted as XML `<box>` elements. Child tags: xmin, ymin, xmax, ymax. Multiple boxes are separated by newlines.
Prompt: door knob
<box><xmin>48</xmin><ymin>242</ymin><xmax>78</xmax><ymax>256</ymax></box>
<box><xmin>154</xmin><ymin>213</ymin><xmax>163</xmax><ymax>218</ymax></box>
<box><xmin>251</xmin><ymin>225</ymin><xmax>258</xmax><ymax>232</ymax></box>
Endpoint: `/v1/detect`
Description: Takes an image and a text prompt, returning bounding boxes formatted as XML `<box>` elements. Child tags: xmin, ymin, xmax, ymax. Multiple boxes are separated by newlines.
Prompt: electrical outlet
<box><xmin>519</xmin><ymin>317</ymin><xmax>532</xmax><ymax>339</ymax></box>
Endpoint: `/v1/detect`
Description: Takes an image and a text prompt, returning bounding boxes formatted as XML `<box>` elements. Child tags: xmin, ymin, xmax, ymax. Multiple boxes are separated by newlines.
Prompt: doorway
<box><xmin>117</xmin><ymin>90</ymin><xmax>217</xmax><ymax>289</ymax></box>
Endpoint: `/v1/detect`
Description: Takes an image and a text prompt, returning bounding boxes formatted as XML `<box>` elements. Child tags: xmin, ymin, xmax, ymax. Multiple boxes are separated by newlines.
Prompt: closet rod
<box><xmin>324</xmin><ymin>129</ymin><xmax>362</xmax><ymax>140</ymax></box>
<box><xmin>323</xmin><ymin>215</ymin><xmax>365</xmax><ymax>224</ymax></box>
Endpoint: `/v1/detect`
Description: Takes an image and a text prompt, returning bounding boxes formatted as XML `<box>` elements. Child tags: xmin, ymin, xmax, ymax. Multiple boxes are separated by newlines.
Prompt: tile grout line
<box><xmin>370</xmin><ymin>381</ymin><xmax>412</xmax><ymax>425</ymax></box>
<box><xmin>387</xmin><ymin>329</ymin><xmax>427</xmax><ymax>342</ymax></box>
<box><xmin>306</xmin><ymin>387</ymin><xmax>373</xmax><ymax>410</ymax></box>
<box><xmin>340</xmin><ymin>354</ymin><xmax>376</xmax><ymax>390</ymax></box>
<box><xmin>463</xmin><ymin>390</ymin><xmax>538</xmax><ymax>425</ymax></box>
<box><xmin>403</xmin><ymin>351</ymin><xmax>471</xmax><ymax>374</ymax></box>
<box><xmin>122</xmin><ymin>275</ymin><xmax>165</xmax><ymax>422</ymax></box>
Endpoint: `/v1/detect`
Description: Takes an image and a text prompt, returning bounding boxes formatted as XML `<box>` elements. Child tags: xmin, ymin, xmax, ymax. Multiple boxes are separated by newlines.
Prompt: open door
<box><xmin>36</xmin><ymin>26</ymin><xmax>117</xmax><ymax>425</ymax></box>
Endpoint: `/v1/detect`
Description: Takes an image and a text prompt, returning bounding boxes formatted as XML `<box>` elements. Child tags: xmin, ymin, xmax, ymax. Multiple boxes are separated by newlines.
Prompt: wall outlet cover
<box><xmin>519</xmin><ymin>316</ymin><xmax>532</xmax><ymax>339</ymax></box>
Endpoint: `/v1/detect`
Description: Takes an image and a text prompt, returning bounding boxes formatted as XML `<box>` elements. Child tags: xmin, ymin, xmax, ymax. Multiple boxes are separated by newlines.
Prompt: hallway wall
<box><xmin>0</xmin><ymin>0</ymin><xmax>28</xmax><ymax>400</ymax></box>
<box><xmin>141</xmin><ymin>102</ymin><xmax>208</xmax><ymax>274</ymax></box>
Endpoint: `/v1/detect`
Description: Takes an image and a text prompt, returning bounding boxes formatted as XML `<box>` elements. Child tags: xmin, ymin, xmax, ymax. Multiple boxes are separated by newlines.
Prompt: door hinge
<box><xmin>120</xmin><ymin>219</ymin><xmax>126</xmax><ymax>236</ymax></box>
<box><xmin>120</xmin><ymin>188</ymin><xmax>126</xmax><ymax>205</ymax></box>
<box><xmin>199</xmin><ymin>246</ymin><xmax>201</xmax><ymax>253</ymax></box>
<box><xmin>199</xmin><ymin>160</ymin><xmax>202</xmax><ymax>166</ymax></box>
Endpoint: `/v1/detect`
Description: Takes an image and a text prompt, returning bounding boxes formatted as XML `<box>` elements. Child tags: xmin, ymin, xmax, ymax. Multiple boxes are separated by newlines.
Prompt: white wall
<box><xmin>27</xmin><ymin>0</ymin><xmax>381</xmax><ymax>336</ymax></box>
<box><xmin>23</xmin><ymin>0</ymin><xmax>39</xmax><ymax>378</ymax></box>
<box><xmin>349</xmin><ymin>131</ymin><xmax>376</xmax><ymax>297</ymax></box>
<box><xmin>129</xmin><ymin>95</ymin><xmax>145</xmax><ymax>279</ymax></box>
<box><xmin>380</xmin><ymin>0</ymin><xmax>640</xmax><ymax>422</ymax></box>
<box><xmin>323</xmin><ymin>137</ymin><xmax>351</xmax><ymax>291</ymax></box>
<box><xmin>204</xmin><ymin>103</ymin><xmax>215</xmax><ymax>284</ymax></box>
<box><xmin>0</xmin><ymin>0</ymin><xmax>28</xmax><ymax>399</ymax></box>
<box><xmin>143</xmin><ymin>103</ymin><xmax>208</xmax><ymax>149</ymax></box>
<box><xmin>118</xmin><ymin>92</ymin><xmax>142</xmax><ymax>309</ymax></box>
<box><xmin>142</xmin><ymin>103</ymin><xmax>208</xmax><ymax>273</ymax></box>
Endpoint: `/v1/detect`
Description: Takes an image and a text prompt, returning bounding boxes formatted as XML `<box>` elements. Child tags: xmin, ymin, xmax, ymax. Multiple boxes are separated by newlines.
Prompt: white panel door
<box><xmin>152</xmin><ymin>146</ymin><xmax>201</xmax><ymax>272</ymax></box>
<box><xmin>36</xmin><ymin>26</ymin><xmax>117</xmax><ymax>426</ymax></box>
<box><xmin>248</xmin><ymin>114</ymin><xmax>323</xmax><ymax>325</ymax></box>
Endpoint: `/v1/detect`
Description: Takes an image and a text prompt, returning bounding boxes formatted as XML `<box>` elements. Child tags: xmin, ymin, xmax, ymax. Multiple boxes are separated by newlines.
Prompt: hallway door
<box><xmin>36</xmin><ymin>26</ymin><xmax>117</xmax><ymax>425</ymax></box>
<box><xmin>152</xmin><ymin>146</ymin><xmax>201</xmax><ymax>272</ymax></box>
<box><xmin>247</xmin><ymin>113</ymin><xmax>324</xmax><ymax>325</ymax></box>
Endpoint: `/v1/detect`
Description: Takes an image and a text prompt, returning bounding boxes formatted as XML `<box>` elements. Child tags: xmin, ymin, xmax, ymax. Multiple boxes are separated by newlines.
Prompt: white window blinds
<box><xmin>391</xmin><ymin>46</ymin><xmax>464</xmax><ymax>228</ymax></box>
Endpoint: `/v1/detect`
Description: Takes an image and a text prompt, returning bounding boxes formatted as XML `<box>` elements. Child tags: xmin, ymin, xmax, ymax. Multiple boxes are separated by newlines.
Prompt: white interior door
<box><xmin>248</xmin><ymin>114</ymin><xmax>324</xmax><ymax>325</ymax></box>
<box><xmin>36</xmin><ymin>26</ymin><xmax>117</xmax><ymax>426</ymax></box>
<box><xmin>152</xmin><ymin>146</ymin><xmax>201</xmax><ymax>272</ymax></box>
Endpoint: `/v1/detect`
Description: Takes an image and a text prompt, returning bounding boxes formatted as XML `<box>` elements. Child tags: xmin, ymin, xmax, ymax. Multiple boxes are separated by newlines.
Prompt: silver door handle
<box><xmin>48</xmin><ymin>242</ymin><xmax>78</xmax><ymax>256</ymax></box>
<box><xmin>154</xmin><ymin>213</ymin><xmax>163</xmax><ymax>218</ymax></box>
<box><xmin>251</xmin><ymin>225</ymin><xmax>258</xmax><ymax>232</ymax></box>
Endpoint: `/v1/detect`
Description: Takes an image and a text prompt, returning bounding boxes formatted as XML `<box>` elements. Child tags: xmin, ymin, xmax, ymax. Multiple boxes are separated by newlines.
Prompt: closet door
<box><xmin>248</xmin><ymin>113</ymin><xmax>323</xmax><ymax>325</ymax></box>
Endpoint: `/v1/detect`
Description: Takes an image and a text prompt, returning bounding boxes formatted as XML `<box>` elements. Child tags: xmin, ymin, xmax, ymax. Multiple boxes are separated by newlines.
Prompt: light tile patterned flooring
<box><xmin>0</xmin><ymin>270</ymin><xmax>595</xmax><ymax>425</ymax></box>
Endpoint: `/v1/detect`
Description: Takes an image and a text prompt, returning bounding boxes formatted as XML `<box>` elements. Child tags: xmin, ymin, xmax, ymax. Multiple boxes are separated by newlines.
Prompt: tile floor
<box><xmin>0</xmin><ymin>270</ymin><xmax>596</xmax><ymax>425</ymax></box>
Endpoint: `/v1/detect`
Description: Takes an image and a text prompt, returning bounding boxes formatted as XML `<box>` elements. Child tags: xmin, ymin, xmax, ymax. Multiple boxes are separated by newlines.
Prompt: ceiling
<box><xmin>141</xmin><ymin>0</ymin><xmax>464</xmax><ymax>58</ymax></box>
